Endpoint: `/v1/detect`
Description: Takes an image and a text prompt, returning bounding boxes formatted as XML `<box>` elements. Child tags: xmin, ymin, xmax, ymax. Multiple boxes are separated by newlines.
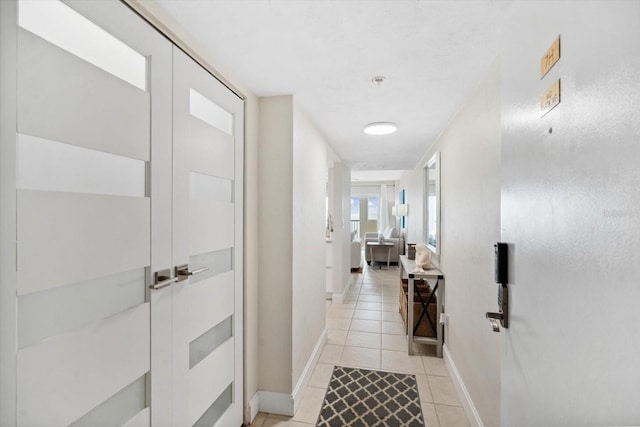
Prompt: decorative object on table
<box><xmin>316</xmin><ymin>366</ymin><xmax>425</xmax><ymax>427</ymax></box>
<box><xmin>378</xmin><ymin>235</ymin><xmax>385</xmax><ymax>243</ymax></box>
<box><xmin>407</xmin><ymin>243</ymin><xmax>416</xmax><ymax>260</ymax></box>
<box><xmin>414</xmin><ymin>244</ymin><xmax>432</xmax><ymax>271</ymax></box>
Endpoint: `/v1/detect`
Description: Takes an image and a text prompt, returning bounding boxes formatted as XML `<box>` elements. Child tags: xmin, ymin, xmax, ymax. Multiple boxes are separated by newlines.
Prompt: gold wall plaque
<box><xmin>541</xmin><ymin>79</ymin><xmax>561</xmax><ymax>116</ymax></box>
<box><xmin>540</xmin><ymin>36</ymin><xmax>561</xmax><ymax>79</ymax></box>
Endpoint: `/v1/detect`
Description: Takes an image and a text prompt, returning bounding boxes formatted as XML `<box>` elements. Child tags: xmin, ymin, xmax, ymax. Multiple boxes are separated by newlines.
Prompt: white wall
<box><xmin>435</xmin><ymin>62</ymin><xmax>502</xmax><ymax>426</ymax></box>
<box><xmin>330</xmin><ymin>162</ymin><xmax>352</xmax><ymax>298</ymax></box>
<box><xmin>257</xmin><ymin>96</ymin><xmax>294</xmax><ymax>394</ymax></box>
<box><xmin>501</xmin><ymin>2</ymin><xmax>640</xmax><ymax>425</ymax></box>
<box><xmin>398</xmin><ymin>61</ymin><xmax>502</xmax><ymax>426</ymax></box>
<box><xmin>291</xmin><ymin>102</ymin><xmax>328</xmax><ymax>388</ymax></box>
<box><xmin>256</xmin><ymin>96</ymin><xmax>334</xmax><ymax>412</ymax></box>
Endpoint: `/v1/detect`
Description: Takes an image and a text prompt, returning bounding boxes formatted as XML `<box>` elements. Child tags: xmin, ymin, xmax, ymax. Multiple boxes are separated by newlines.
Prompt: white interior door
<box><xmin>172</xmin><ymin>48</ymin><xmax>244</xmax><ymax>427</ymax></box>
<box><xmin>1</xmin><ymin>2</ymin><xmax>244</xmax><ymax>426</ymax></box>
<box><xmin>5</xmin><ymin>0</ymin><xmax>173</xmax><ymax>425</ymax></box>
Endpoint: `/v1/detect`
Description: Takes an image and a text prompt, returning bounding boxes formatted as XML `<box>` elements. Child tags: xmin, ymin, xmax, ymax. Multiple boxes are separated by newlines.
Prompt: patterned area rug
<box><xmin>316</xmin><ymin>366</ymin><xmax>425</xmax><ymax>427</ymax></box>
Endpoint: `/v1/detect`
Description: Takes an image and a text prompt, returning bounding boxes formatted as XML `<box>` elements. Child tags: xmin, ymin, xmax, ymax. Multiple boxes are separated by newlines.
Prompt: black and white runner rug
<box><xmin>316</xmin><ymin>366</ymin><xmax>425</xmax><ymax>427</ymax></box>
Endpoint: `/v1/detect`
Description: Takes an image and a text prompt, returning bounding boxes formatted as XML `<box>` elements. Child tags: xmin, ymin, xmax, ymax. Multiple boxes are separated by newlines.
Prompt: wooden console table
<box><xmin>399</xmin><ymin>255</ymin><xmax>445</xmax><ymax>357</ymax></box>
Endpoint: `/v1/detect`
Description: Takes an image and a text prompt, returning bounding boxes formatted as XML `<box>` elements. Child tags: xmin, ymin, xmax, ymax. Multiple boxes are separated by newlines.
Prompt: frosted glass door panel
<box><xmin>188</xmin><ymin>116</ymin><xmax>234</xmax><ymax>180</ymax></box>
<box><xmin>17</xmin><ymin>190</ymin><xmax>150</xmax><ymax>295</ymax></box>
<box><xmin>18</xmin><ymin>268</ymin><xmax>145</xmax><ymax>348</ymax></box>
<box><xmin>18</xmin><ymin>133</ymin><xmax>146</xmax><ymax>197</ymax></box>
<box><xmin>69</xmin><ymin>375</ymin><xmax>146</xmax><ymax>427</ymax></box>
<box><xmin>189</xmin><ymin>88</ymin><xmax>233</xmax><ymax>135</ymax></box>
<box><xmin>188</xmin><ymin>271</ymin><xmax>235</xmax><ymax>341</ymax></box>
<box><xmin>188</xmin><ymin>201</ymin><xmax>235</xmax><ymax>256</ymax></box>
<box><xmin>187</xmin><ymin>339</ymin><xmax>235</xmax><ymax>427</ymax></box>
<box><xmin>18</xmin><ymin>0</ymin><xmax>146</xmax><ymax>90</ymax></box>
<box><xmin>193</xmin><ymin>384</ymin><xmax>233</xmax><ymax>427</ymax></box>
<box><xmin>189</xmin><ymin>316</ymin><xmax>233</xmax><ymax>369</ymax></box>
<box><xmin>18</xmin><ymin>29</ymin><xmax>150</xmax><ymax>161</ymax></box>
<box><xmin>17</xmin><ymin>304</ymin><xmax>150</xmax><ymax>427</ymax></box>
<box><xmin>121</xmin><ymin>408</ymin><xmax>150</xmax><ymax>427</ymax></box>
<box><xmin>189</xmin><ymin>172</ymin><xmax>232</xmax><ymax>203</ymax></box>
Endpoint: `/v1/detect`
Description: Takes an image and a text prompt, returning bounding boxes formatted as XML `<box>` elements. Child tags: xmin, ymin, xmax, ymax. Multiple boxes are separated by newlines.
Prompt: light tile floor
<box><xmin>252</xmin><ymin>261</ymin><xmax>470</xmax><ymax>427</ymax></box>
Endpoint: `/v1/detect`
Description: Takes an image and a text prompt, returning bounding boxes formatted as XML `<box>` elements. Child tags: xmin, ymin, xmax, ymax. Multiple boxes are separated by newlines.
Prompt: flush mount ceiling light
<box><xmin>364</xmin><ymin>122</ymin><xmax>397</xmax><ymax>135</ymax></box>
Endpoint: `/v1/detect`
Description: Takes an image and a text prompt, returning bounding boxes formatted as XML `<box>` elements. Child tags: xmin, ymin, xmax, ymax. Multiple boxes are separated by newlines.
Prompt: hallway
<box><xmin>252</xmin><ymin>263</ymin><xmax>469</xmax><ymax>426</ymax></box>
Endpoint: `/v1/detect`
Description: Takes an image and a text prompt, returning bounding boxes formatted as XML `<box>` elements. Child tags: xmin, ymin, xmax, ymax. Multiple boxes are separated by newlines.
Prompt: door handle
<box><xmin>486</xmin><ymin>283</ymin><xmax>509</xmax><ymax>332</ymax></box>
<box><xmin>150</xmin><ymin>268</ymin><xmax>179</xmax><ymax>290</ymax></box>
<box><xmin>486</xmin><ymin>312</ymin><xmax>504</xmax><ymax>332</ymax></box>
<box><xmin>175</xmin><ymin>264</ymin><xmax>209</xmax><ymax>281</ymax></box>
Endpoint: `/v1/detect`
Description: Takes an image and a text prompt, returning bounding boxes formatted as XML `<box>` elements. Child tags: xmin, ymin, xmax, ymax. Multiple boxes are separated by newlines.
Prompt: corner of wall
<box><xmin>257</xmin><ymin>94</ymin><xmax>294</xmax><ymax>396</ymax></box>
<box><xmin>257</xmin><ymin>328</ymin><xmax>327</xmax><ymax>417</ymax></box>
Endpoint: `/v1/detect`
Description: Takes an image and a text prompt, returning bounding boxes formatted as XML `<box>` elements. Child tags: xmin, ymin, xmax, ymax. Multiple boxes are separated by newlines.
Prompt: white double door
<box><xmin>1</xmin><ymin>0</ymin><xmax>243</xmax><ymax>426</ymax></box>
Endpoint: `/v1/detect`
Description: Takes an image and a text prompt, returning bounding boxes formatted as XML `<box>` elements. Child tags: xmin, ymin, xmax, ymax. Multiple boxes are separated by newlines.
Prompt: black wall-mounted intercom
<box><xmin>494</xmin><ymin>242</ymin><xmax>508</xmax><ymax>284</ymax></box>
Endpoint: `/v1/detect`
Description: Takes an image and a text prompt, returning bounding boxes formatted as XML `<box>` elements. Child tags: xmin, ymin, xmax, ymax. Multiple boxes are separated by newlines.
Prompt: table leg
<box><xmin>408</xmin><ymin>276</ymin><xmax>414</xmax><ymax>355</ymax></box>
<box><xmin>369</xmin><ymin>246</ymin><xmax>373</xmax><ymax>268</ymax></box>
<box><xmin>436</xmin><ymin>278</ymin><xmax>444</xmax><ymax>358</ymax></box>
<box><xmin>386</xmin><ymin>247</ymin><xmax>391</xmax><ymax>269</ymax></box>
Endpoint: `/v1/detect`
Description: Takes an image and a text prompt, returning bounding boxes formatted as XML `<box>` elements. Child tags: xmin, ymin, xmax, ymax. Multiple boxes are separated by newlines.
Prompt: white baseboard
<box><xmin>332</xmin><ymin>275</ymin><xmax>353</xmax><ymax>304</ymax></box>
<box><xmin>258</xmin><ymin>328</ymin><xmax>328</xmax><ymax>417</ymax></box>
<box><xmin>247</xmin><ymin>392</ymin><xmax>260</xmax><ymax>424</ymax></box>
<box><xmin>258</xmin><ymin>391</ymin><xmax>294</xmax><ymax>417</ymax></box>
<box><xmin>332</xmin><ymin>293</ymin><xmax>343</xmax><ymax>304</ymax></box>
<box><xmin>443</xmin><ymin>344</ymin><xmax>484</xmax><ymax>427</ymax></box>
<box><xmin>343</xmin><ymin>275</ymin><xmax>353</xmax><ymax>295</ymax></box>
<box><xmin>292</xmin><ymin>327</ymin><xmax>327</xmax><ymax>413</ymax></box>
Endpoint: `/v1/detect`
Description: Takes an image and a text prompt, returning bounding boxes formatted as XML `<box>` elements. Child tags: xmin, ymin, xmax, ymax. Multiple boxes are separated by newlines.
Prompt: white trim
<box><xmin>332</xmin><ymin>275</ymin><xmax>353</xmax><ymax>304</ymax></box>
<box><xmin>443</xmin><ymin>344</ymin><xmax>484</xmax><ymax>427</ymax></box>
<box><xmin>292</xmin><ymin>327</ymin><xmax>327</xmax><ymax>414</ymax></box>
<box><xmin>332</xmin><ymin>293</ymin><xmax>344</xmax><ymax>304</ymax></box>
<box><xmin>345</xmin><ymin>274</ymin><xmax>353</xmax><ymax>295</ymax></box>
<box><xmin>0</xmin><ymin>1</ymin><xmax>18</xmax><ymax>424</ymax></box>
<box><xmin>257</xmin><ymin>391</ymin><xmax>294</xmax><ymax>417</ymax></box>
<box><xmin>248</xmin><ymin>392</ymin><xmax>260</xmax><ymax>423</ymax></box>
<box><xmin>258</xmin><ymin>328</ymin><xmax>328</xmax><ymax>417</ymax></box>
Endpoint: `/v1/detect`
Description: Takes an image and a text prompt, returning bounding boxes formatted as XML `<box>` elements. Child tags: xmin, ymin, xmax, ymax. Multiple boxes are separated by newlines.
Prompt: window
<box><xmin>350</xmin><ymin>197</ymin><xmax>360</xmax><ymax>221</ymax></box>
<box><xmin>367</xmin><ymin>197</ymin><xmax>378</xmax><ymax>220</ymax></box>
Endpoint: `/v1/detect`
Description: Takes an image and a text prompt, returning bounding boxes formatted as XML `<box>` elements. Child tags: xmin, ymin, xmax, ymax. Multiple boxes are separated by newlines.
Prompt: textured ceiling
<box><xmin>155</xmin><ymin>0</ymin><xmax>512</xmax><ymax>172</ymax></box>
